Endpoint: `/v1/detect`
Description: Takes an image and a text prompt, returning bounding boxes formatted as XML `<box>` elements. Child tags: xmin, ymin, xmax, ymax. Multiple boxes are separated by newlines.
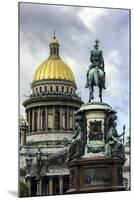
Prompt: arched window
<box><xmin>34</xmin><ymin>111</ymin><xmax>38</xmax><ymax>131</ymax></box>
<box><xmin>62</xmin><ymin>86</ymin><xmax>64</xmax><ymax>93</ymax></box>
<box><xmin>42</xmin><ymin>110</ymin><xmax>46</xmax><ymax>130</ymax></box>
<box><xmin>44</xmin><ymin>85</ymin><xmax>47</xmax><ymax>93</ymax></box>
<box><xmin>40</xmin><ymin>86</ymin><xmax>42</xmax><ymax>93</ymax></box>
<box><xmin>70</xmin><ymin>88</ymin><xmax>73</xmax><ymax>94</ymax></box>
<box><xmin>54</xmin><ymin>48</ymin><xmax>56</xmax><ymax>54</ymax></box>
<box><xmin>56</xmin><ymin>85</ymin><xmax>58</xmax><ymax>92</ymax></box>
<box><xmin>50</xmin><ymin>86</ymin><xmax>53</xmax><ymax>92</ymax></box>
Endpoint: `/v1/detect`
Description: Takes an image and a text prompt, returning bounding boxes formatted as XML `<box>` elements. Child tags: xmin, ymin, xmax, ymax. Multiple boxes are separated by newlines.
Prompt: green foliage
<box><xmin>19</xmin><ymin>180</ymin><xmax>29</xmax><ymax>197</ymax></box>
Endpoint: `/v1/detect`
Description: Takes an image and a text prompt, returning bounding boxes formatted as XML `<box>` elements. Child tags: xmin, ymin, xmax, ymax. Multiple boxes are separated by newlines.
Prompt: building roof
<box><xmin>33</xmin><ymin>35</ymin><xmax>75</xmax><ymax>84</ymax></box>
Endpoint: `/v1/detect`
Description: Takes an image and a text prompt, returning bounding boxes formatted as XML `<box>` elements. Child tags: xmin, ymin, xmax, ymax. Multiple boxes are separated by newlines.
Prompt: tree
<box><xmin>19</xmin><ymin>180</ymin><xmax>29</xmax><ymax>197</ymax></box>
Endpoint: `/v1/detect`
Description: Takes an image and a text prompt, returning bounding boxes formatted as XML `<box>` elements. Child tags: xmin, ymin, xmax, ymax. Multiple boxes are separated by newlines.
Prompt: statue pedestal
<box><xmin>67</xmin><ymin>102</ymin><xmax>126</xmax><ymax>193</ymax></box>
<box><xmin>67</xmin><ymin>157</ymin><xmax>125</xmax><ymax>194</ymax></box>
<box><xmin>80</xmin><ymin>102</ymin><xmax>116</xmax><ymax>157</ymax></box>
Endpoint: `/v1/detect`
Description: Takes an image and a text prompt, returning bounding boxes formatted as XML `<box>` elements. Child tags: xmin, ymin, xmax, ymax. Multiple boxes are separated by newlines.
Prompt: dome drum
<box><xmin>32</xmin><ymin>84</ymin><xmax>76</xmax><ymax>97</ymax></box>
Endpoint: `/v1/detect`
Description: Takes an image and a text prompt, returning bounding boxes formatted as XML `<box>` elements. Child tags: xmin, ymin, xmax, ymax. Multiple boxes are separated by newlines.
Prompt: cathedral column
<box><xmin>59</xmin><ymin>175</ymin><xmax>63</xmax><ymax>194</ymax></box>
<box><xmin>30</xmin><ymin>109</ymin><xmax>32</xmax><ymax>132</ymax></box>
<box><xmin>60</xmin><ymin>107</ymin><xmax>62</xmax><ymax>130</ymax></box>
<box><xmin>27</xmin><ymin>110</ymin><xmax>30</xmax><ymax>132</ymax></box>
<box><xmin>38</xmin><ymin>107</ymin><xmax>41</xmax><ymax>131</ymax></box>
<box><xmin>67</xmin><ymin>107</ymin><xmax>69</xmax><ymax>130</ymax></box>
<box><xmin>32</xmin><ymin>109</ymin><xmax>34</xmax><ymax>132</ymax></box>
<box><xmin>45</xmin><ymin>107</ymin><xmax>48</xmax><ymax>130</ymax></box>
<box><xmin>72</xmin><ymin>108</ymin><xmax>75</xmax><ymax>130</ymax></box>
<box><xmin>22</xmin><ymin>128</ymin><xmax>26</xmax><ymax>145</ymax></box>
<box><xmin>40</xmin><ymin>108</ymin><xmax>42</xmax><ymax>131</ymax></box>
<box><xmin>53</xmin><ymin>107</ymin><xmax>55</xmax><ymax>130</ymax></box>
<box><xmin>49</xmin><ymin>177</ymin><xmax>53</xmax><ymax>195</ymax></box>
<box><xmin>26</xmin><ymin>110</ymin><xmax>28</xmax><ymax>124</ymax></box>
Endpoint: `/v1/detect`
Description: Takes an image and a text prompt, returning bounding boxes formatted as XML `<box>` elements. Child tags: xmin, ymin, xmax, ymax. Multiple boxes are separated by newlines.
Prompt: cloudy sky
<box><xmin>19</xmin><ymin>2</ymin><xmax>130</xmax><ymax>136</ymax></box>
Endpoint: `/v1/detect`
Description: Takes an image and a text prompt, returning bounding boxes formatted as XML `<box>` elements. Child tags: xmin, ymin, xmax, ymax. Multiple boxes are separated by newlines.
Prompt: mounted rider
<box><xmin>85</xmin><ymin>39</ymin><xmax>106</xmax><ymax>89</ymax></box>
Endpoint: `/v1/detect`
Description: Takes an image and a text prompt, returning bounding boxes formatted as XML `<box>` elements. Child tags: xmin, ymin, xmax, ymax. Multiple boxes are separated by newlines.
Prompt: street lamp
<box><xmin>25</xmin><ymin>154</ymin><xmax>32</xmax><ymax>176</ymax></box>
<box><xmin>36</xmin><ymin>148</ymin><xmax>42</xmax><ymax>163</ymax></box>
<box><xmin>25</xmin><ymin>153</ymin><xmax>33</xmax><ymax>197</ymax></box>
<box><xmin>36</xmin><ymin>148</ymin><xmax>43</xmax><ymax>196</ymax></box>
<box><xmin>25</xmin><ymin>148</ymin><xmax>43</xmax><ymax>196</ymax></box>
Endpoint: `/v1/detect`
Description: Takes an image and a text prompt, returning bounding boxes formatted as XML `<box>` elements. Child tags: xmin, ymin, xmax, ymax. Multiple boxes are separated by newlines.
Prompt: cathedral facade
<box><xmin>20</xmin><ymin>35</ymin><xmax>83</xmax><ymax>196</ymax></box>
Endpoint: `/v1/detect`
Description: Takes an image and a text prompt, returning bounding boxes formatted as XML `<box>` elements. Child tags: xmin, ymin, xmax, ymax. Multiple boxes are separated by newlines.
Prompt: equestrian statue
<box><xmin>85</xmin><ymin>39</ymin><xmax>106</xmax><ymax>102</ymax></box>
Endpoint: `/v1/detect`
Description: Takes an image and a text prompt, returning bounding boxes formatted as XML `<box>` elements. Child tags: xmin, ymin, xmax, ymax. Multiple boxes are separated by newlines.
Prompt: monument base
<box><xmin>67</xmin><ymin>156</ymin><xmax>126</xmax><ymax>194</ymax></box>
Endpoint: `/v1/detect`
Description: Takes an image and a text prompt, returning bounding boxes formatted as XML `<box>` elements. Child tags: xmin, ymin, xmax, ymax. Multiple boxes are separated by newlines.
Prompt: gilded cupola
<box><xmin>33</xmin><ymin>34</ymin><xmax>76</xmax><ymax>84</ymax></box>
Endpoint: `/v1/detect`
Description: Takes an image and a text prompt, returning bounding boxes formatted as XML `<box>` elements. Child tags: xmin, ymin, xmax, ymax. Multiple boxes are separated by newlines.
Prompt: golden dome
<box><xmin>33</xmin><ymin>35</ymin><xmax>75</xmax><ymax>83</ymax></box>
<box><xmin>33</xmin><ymin>57</ymin><xmax>75</xmax><ymax>83</ymax></box>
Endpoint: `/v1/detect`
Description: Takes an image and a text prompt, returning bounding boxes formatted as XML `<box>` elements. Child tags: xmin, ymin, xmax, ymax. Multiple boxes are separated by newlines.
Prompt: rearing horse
<box><xmin>86</xmin><ymin>66</ymin><xmax>105</xmax><ymax>102</ymax></box>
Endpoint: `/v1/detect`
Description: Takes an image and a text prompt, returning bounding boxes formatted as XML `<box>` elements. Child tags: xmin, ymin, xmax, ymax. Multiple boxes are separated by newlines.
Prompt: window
<box><xmin>40</xmin><ymin>86</ymin><xmax>42</xmax><ymax>93</ymax></box>
<box><xmin>45</xmin><ymin>86</ymin><xmax>47</xmax><ymax>92</ymax></box>
<box><xmin>62</xmin><ymin>86</ymin><xmax>64</xmax><ymax>93</ymax></box>
<box><xmin>54</xmin><ymin>48</ymin><xmax>56</xmax><ymax>54</ymax></box>
<box><xmin>56</xmin><ymin>85</ymin><xmax>58</xmax><ymax>92</ymax></box>
<box><xmin>50</xmin><ymin>86</ymin><xmax>53</xmax><ymax>92</ymax></box>
<box><xmin>70</xmin><ymin>88</ymin><xmax>73</xmax><ymax>94</ymax></box>
<box><xmin>36</xmin><ymin>87</ymin><xmax>38</xmax><ymax>94</ymax></box>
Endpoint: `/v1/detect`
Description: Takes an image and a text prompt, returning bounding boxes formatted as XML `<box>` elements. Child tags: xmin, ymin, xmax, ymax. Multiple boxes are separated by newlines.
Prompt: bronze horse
<box><xmin>86</xmin><ymin>65</ymin><xmax>105</xmax><ymax>102</ymax></box>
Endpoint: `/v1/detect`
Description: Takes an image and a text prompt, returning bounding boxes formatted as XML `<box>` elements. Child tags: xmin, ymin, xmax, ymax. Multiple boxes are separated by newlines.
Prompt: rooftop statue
<box><xmin>85</xmin><ymin>39</ymin><xmax>106</xmax><ymax>102</ymax></box>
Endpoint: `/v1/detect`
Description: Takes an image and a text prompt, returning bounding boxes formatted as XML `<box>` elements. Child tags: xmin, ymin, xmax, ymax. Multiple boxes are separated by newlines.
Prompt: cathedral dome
<box><xmin>33</xmin><ymin>35</ymin><xmax>75</xmax><ymax>84</ymax></box>
<box><xmin>33</xmin><ymin>57</ymin><xmax>75</xmax><ymax>83</ymax></box>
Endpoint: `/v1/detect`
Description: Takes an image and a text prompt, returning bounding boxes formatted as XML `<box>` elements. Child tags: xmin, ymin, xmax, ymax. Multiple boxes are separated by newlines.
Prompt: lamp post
<box><xmin>36</xmin><ymin>148</ymin><xmax>43</xmax><ymax>196</ymax></box>
<box><xmin>25</xmin><ymin>154</ymin><xmax>32</xmax><ymax>176</ymax></box>
<box><xmin>25</xmin><ymin>153</ymin><xmax>32</xmax><ymax>196</ymax></box>
<box><xmin>25</xmin><ymin>148</ymin><xmax>44</xmax><ymax>196</ymax></box>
